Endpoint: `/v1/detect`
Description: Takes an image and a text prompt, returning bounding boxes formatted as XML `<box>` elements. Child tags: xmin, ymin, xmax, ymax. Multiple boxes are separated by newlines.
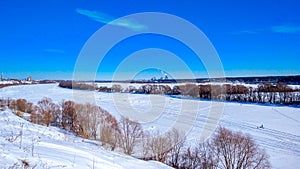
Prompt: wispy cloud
<box><xmin>271</xmin><ymin>25</ymin><xmax>300</xmax><ymax>34</ymax></box>
<box><xmin>232</xmin><ymin>24</ymin><xmax>300</xmax><ymax>35</ymax></box>
<box><xmin>231</xmin><ymin>30</ymin><xmax>258</xmax><ymax>35</ymax></box>
<box><xmin>45</xmin><ymin>49</ymin><xmax>65</xmax><ymax>54</ymax></box>
<box><xmin>76</xmin><ymin>8</ymin><xmax>147</xmax><ymax>32</ymax></box>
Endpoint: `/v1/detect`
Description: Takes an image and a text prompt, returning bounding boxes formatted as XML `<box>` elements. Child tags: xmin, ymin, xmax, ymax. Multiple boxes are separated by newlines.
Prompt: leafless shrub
<box><xmin>143</xmin><ymin>128</ymin><xmax>185</xmax><ymax>164</ymax></box>
<box><xmin>141</xmin><ymin>132</ymin><xmax>152</xmax><ymax>160</ymax></box>
<box><xmin>164</xmin><ymin>128</ymin><xmax>185</xmax><ymax>167</ymax></box>
<box><xmin>179</xmin><ymin>84</ymin><xmax>199</xmax><ymax>98</ymax></box>
<box><xmin>0</xmin><ymin>99</ymin><xmax>6</xmax><ymax>111</ymax></box>
<box><xmin>73</xmin><ymin>103</ymin><xmax>89</xmax><ymax>138</ymax></box>
<box><xmin>212</xmin><ymin>127</ymin><xmax>271</xmax><ymax>169</ymax></box>
<box><xmin>148</xmin><ymin>131</ymin><xmax>171</xmax><ymax>162</ymax></box>
<box><xmin>119</xmin><ymin>116</ymin><xmax>143</xmax><ymax>155</ymax></box>
<box><xmin>99</xmin><ymin>109</ymin><xmax>120</xmax><ymax>151</ymax></box>
<box><xmin>181</xmin><ymin>147</ymin><xmax>200</xmax><ymax>169</ymax></box>
<box><xmin>85</xmin><ymin>104</ymin><xmax>100</xmax><ymax>140</ymax></box>
<box><xmin>180</xmin><ymin>127</ymin><xmax>270</xmax><ymax>169</ymax></box>
<box><xmin>65</xmin><ymin>102</ymin><xmax>120</xmax><ymax>150</ymax></box>
<box><xmin>16</xmin><ymin>99</ymin><xmax>27</xmax><ymax>112</ymax></box>
<box><xmin>112</xmin><ymin>84</ymin><xmax>123</xmax><ymax>92</ymax></box>
<box><xmin>76</xmin><ymin>103</ymin><xmax>102</xmax><ymax>140</ymax></box>
<box><xmin>181</xmin><ymin>142</ymin><xmax>217</xmax><ymax>169</ymax></box>
<box><xmin>38</xmin><ymin>97</ymin><xmax>61</xmax><ymax>126</ymax></box>
<box><xmin>25</xmin><ymin>102</ymin><xmax>34</xmax><ymax>114</ymax></box>
<box><xmin>30</xmin><ymin>105</ymin><xmax>43</xmax><ymax>125</ymax></box>
<box><xmin>61</xmin><ymin>100</ymin><xmax>76</xmax><ymax>131</ymax></box>
<box><xmin>59</xmin><ymin>81</ymin><xmax>96</xmax><ymax>90</ymax></box>
<box><xmin>30</xmin><ymin>98</ymin><xmax>61</xmax><ymax>127</ymax></box>
<box><xmin>8</xmin><ymin>99</ymin><xmax>17</xmax><ymax>111</ymax></box>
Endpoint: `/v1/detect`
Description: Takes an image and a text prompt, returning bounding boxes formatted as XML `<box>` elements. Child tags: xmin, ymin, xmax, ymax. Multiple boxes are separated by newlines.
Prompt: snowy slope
<box><xmin>0</xmin><ymin>84</ymin><xmax>300</xmax><ymax>168</ymax></box>
<box><xmin>0</xmin><ymin>109</ymin><xmax>172</xmax><ymax>169</ymax></box>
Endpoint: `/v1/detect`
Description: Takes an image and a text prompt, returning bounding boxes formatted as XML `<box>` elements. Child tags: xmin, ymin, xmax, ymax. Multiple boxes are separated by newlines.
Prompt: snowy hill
<box><xmin>0</xmin><ymin>109</ymin><xmax>172</xmax><ymax>169</ymax></box>
<box><xmin>0</xmin><ymin>84</ymin><xmax>300</xmax><ymax>168</ymax></box>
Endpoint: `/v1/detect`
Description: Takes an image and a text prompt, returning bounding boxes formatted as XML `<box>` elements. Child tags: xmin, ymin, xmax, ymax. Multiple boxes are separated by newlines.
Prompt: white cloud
<box><xmin>231</xmin><ymin>30</ymin><xmax>258</xmax><ymax>35</ymax></box>
<box><xmin>271</xmin><ymin>25</ymin><xmax>300</xmax><ymax>34</ymax></box>
<box><xmin>76</xmin><ymin>8</ymin><xmax>147</xmax><ymax>32</ymax></box>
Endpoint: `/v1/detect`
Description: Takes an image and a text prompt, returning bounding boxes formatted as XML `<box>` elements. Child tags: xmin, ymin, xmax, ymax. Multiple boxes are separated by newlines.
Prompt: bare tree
<box><xmin>73</xmin><ymin>103</ymin><xmax>91</xmax><ymax>138</ymax></box>
<box><xmin>25</xmin><ymin>102</ymin><xmax>34</xmax><ymax>114</ymax></box>
<box><xmin>212</xmin><ymin>127</ymin><xmax>271</xmax><ymax>169</ymax></box>
<box><xmin>181</xmin><ymin>142</ymin><xmax>217</xmax><ymax>169</ymax></box>
<box><xmin>141</xmin><ymin>132</ymin><xmax>152</xmax><ymax>160</ymax></box>
<box><xmin>179</xmin><ymin>127</ymin><xmax>270</xmax><ymax>169</ymax></box>
<box><xmin>165</xmin><ymin>128</ymin><xmax>185</xmax><ymax>168</ymax></box>
<box><xmin>181</xmin><ymin>146</ymin><xmax>200</xmax><ymax>169</ymax></box>
<box><xmin>148</xmin><ymin>131</ymin><xmax>172</xmax><ymax>162</ymax></box>
<box><xmin>119</xmin><ymin>116</ymin><xmax>143</xmax><ymax>155</ymax></box>
<box><xmin>16</xmin><ymin>99</ymin><xmax>27</xmax><ymax>112</ymax></box>
<box><xmin>8</xmin><ymin>99</ymin><xmax>17</xmax><ymax>111</ymax></box>
<box><xmin>37</xmin><ymin>97</ymin><xmax>61</xmax><ymax>127</ymax></box>
<box><xmin>179</xmin><ymin>84</ymin><xmax>199</xmax><ymax>98</ymax></box>
<box><xmin>72</xmin><ymin>103</ymin><xmax>87</xmax><ymax>137</ymax></box>
<box><xmin>61</xmin><ymin>100</ymin><xmax>76</xmax><ymax>130</ymax></box>
<box><xmin>112</xmin><ymin>84</ymin><xmax>123</xmax><ymax>92</ymax></box>
<box><xmin>86</xmin><ymin>104</ymin><xmax>100</xmax><ymax>140</ymax></box>
<box><xmin>99</xmin><ymin>109</ymin><xmax>120</xmax><ymax>151</ymax></box>
<box><xmin>30</xmin><ymin>105</ymin><xmax>42</xmax><ymax>124</ymax></box>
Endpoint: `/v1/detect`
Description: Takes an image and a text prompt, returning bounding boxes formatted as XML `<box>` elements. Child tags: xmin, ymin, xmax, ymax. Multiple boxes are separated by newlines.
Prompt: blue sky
<box><xmin>0</xmin><ymin>0</ymin><xmax>299</xmax><ymax>80</ymax></box>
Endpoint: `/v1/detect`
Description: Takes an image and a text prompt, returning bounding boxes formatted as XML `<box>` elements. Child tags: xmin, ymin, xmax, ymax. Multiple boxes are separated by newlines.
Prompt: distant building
<box><xmin>164</xmin><ymin>74</ymin><xmax>168</xmax><ymax>80</ymax></box>
<box><xmin>27</xmin><ymin>76</ymin><xmax>32</xmax><ymax>81</ymax></box>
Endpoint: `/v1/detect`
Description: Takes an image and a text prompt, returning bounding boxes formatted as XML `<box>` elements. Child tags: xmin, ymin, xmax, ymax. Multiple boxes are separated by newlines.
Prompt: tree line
<box><xmin>1</xmin><ymin>97</ymin><xmax>271</xmax><ymax>168</ymax></box>
<box><xmin>59</xmin><ymin>81</ymin><xmax>300</xmax><ymax>105</ymax></box>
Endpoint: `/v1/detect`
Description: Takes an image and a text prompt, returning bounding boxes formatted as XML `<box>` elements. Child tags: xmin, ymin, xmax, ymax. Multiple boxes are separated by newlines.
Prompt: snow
<box><xmin>0</xmin><ymin>83</ymin><xmax>300</xmax><ymax>168</ymax></box>
<box><xmin>0</xmin><ymin>80</ymin><xmax>15</xmax><ymax>85</ymax></box>
<box><xmin>290</xmin><ymin>85</ymin><xmax>300</xmax><ymax>90</ymax></box>
<box><xmin>0</xmin><ymin>109</ymin><xmax>172</xmax><ymax>169</ymax></box>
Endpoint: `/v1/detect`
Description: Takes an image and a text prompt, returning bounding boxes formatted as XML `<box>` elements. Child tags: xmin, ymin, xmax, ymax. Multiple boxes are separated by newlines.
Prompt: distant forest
<box><xmin>194</xmin><ymin>75</ymin><xmax>300</xmax><ymax>85</ymax></box>
<box><xmin>90</xmin><ymin>75</ymin><xmax>300</xmax><ymax>85</ymax></box>
<box><xmin>59</xmin><ymin>78</ymin><xmax>300</xmax><ymax>106</ymax></box>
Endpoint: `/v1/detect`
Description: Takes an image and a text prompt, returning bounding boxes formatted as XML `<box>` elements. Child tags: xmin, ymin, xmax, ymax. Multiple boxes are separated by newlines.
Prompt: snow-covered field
<box><xmin>0</xmin><ymin>84</ymin><xmax>300</xmax><ymax>168</ymax></box>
